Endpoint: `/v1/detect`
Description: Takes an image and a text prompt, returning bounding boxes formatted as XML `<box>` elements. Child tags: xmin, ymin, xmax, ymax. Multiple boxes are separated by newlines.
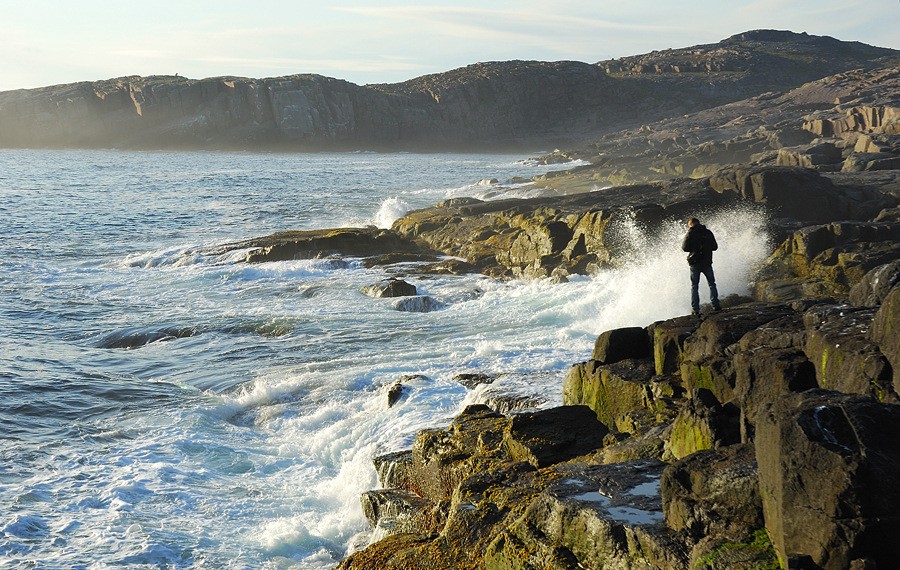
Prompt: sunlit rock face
<box><xmin>1</xmin><ymin>31</ymin><xmax>896</xmax><ymax>152</ymax></box>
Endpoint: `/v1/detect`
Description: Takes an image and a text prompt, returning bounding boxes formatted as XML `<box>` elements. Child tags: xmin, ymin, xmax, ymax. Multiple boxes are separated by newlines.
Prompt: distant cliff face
<box><xmin>0</xmin><ymin>30</ymin><xmax>897</xmax><ymax>151</ymax></box>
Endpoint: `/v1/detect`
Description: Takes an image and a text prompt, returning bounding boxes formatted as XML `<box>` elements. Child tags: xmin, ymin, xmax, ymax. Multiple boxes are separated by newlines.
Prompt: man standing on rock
<box><xmin>682</xmin><ymin>217</ymin><xmax>721</xmax><ymax>316</ymax></box>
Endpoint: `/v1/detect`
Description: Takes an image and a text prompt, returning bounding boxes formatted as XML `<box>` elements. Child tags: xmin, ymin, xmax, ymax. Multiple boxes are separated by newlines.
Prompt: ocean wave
<box><xmin>122</xmin><ymin>245</ymin><xmax>212</xmax><ymax>269</ymax></box>
<box><xmin>516</xmin><ymin>157</ymin><xmax>591</xmax><ymax>169</ymax></box>
<box><xmin>372</xmin><ymin>196</ymin><xmax>412</xmax><ymax>229</ymax></box>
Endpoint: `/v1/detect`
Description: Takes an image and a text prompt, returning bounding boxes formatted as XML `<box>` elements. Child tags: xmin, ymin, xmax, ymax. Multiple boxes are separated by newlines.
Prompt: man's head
<box><xmin>688</xmin><ymin>217</ymin><xmax>700</xmax><ymax>228</ymax></box>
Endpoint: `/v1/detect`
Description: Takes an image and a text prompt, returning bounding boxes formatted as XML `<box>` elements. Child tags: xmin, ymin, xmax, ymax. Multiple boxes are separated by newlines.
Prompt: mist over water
<box><xmin>0</xmin><ymin>149</ymin><xmax>770</xmax><ymax>569</ymax></box>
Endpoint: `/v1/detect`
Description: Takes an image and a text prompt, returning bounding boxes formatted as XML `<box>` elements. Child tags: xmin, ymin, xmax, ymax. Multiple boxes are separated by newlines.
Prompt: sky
<box><xmin>1</xmin><ymin>0</ymin><xmax>898</xmax><ymax>92</ymax></box>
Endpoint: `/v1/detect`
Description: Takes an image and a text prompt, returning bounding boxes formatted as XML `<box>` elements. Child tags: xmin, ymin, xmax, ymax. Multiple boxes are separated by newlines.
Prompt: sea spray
<box><xmin>1</xmin><ymin>150</ymin><xmax>779</xmax><ymax>569</ymax></box>
<box><xmin>560</xmin><ymin>205</ymin><xmax>771</xmax><ymax>336</ymax></box>
<box><xmin>372</xmin><ymin>196</ymin><xmax>412</xmax><ymax>229</ymax></box>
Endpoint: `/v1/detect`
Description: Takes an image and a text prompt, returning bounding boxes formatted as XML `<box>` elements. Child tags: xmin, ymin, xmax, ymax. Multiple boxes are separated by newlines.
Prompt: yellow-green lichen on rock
<box><xmin>693</xmin><ymin>529</ymin><xmax>781</xmax><ymax>570</ymax></box>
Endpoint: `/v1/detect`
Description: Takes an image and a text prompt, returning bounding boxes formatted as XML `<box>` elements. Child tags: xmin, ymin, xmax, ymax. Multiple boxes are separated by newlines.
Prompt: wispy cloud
<box><xmin>1</xmin><ymin>0</ymin><xmax>896</xmax><ymax>91</ymax></box>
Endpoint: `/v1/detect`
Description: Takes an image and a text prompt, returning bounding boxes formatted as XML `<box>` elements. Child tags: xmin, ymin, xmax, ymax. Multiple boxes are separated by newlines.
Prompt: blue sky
<box><xmin>1</xmin><ymin>0</ymin><xmax>898</xmax><ymax>91</ymax></box>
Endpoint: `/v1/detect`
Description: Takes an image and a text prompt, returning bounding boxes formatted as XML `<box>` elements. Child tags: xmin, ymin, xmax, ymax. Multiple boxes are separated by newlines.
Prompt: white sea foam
<box><xmin>371</xmin><ymin>196</ymin><xmax>412</xmax><ymax>228</ymax></box>
<box><xmin>516</xmin><ymin>157</ymin><xmax>591</xmax><ymax>169</ymax></box>
<box><xmin>1</xmin><ymin>150</ymin><xmax>777</xmax><ymax>570</ymax></box>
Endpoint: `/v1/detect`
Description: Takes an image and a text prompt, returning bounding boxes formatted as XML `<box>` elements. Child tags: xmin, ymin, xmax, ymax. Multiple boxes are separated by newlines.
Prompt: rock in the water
<box><xmin>409</xmin><ymin>404</ymin><xmax>508</xmax><ymax>502</ymax></box>
<box><xmin>391</xmin><ymin>295</ymin><xmax>448</xmax><ymax>312</ymax></box>
<box><xmin>360</xmin><ymin>489</ymin><xmax>434</xmax><ymax>538</ymax></box>
<box><xmin>452</xmin><ymin>373</ymin><xmax>495</xmax><ymax>389</ymax></box>
<box><xmin>361</xmin><ymin>278</ymin><xmax>417</xmax><ymax>298</ymax></box>
<box><xmin>210</xmin><ymin>227</ymin><xmax>427</xmax><ymax>263</ymax></box>
<box><xmin>384</xmin><ymin>374</ymin><xmax>428</xmax><ymax>407</ymax></box>
<box><xmin>373</xmin><ymin>450</ymin><xmax>414</xmax><ymax>490</ymax></box>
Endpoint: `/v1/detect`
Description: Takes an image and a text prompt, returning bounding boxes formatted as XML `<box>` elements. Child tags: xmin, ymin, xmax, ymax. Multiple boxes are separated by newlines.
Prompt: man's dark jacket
<box><xmin>681</xmin><ymin>224</ymin><xmax>718</xmax><ymax>267</ymax></box>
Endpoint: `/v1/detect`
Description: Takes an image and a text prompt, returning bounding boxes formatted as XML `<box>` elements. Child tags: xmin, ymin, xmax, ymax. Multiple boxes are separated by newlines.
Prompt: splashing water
<box><xmin>0</xmin><ymin>150</ymin><xmax>776</xmax><ymax>570</ymax></box>
<box><xmin>371</xmin><ymin>196</ymin><xmax>412</xmax><ymax>229</ymax></box>
<box><xmin>559</xmin><ymin>205</ymin><xmax>772</xmax><ymax>336</ymax></box>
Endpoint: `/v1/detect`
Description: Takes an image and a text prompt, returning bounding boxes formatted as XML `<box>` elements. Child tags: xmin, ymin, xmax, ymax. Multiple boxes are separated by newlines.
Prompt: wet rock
<box><xmin>756</xmin><ymin>390</ymin><xmax>900</xmax><ymax>569</ymax></box>
<box><xmin>754</xmin><ymin>221</ymin><xmax>900</xmax><ymax>301</ymax></box>
<box><xmin>453</xmin><ymin>373</ymin><xmax>495</xmax><ymax>389</ymax></box>
<box><xmin>499</xmin><ymin>460</ymin><xmax>686</xmax><ymax>570</ymax></box>
<box><xmin>96</xmin><ymin>324</ymin><xmax>199</xmax><ymax>349</ymax></box>
<box><xmin>848</xmin><ymin>260</ymin><xmax>900</xmax><ymax>307</ymax></box>
<box><xmin>663</xmin><ymin>389</ymin><xmax>740</xmax><ymax>460</ymax></box>
<box><xmin>383</xmin><ymin>374</ymin><xmax>427</xmax><ymax>408</ymax></box>
<box><xmin>802</xmin><ymin>304</ymin><xmax>896</xmax><ymax>401</ymax></box>
<box><xmin>361</xmin><ymin>252</ymin><xmax>440</xmax><ymax>267</ymax></box>
<box><xmin>210</xmin><ymin>227</ymin><xmax>428</xmax><ymax>263</ymax></box>
<box><xmin>409</xmin><ymin>404</ymin><xmax>509</xmax><ymax>502</ymax></box>
<box><xmin>591</xmin><ymin>326</ymin><xmax>652</xmax><ymax>363</ymax></box>
<box><xmin>661</xmin><ymin>444</ymin><xmax>763</xmax><ymax>544</ymax></box>
<box><xmin>373</xmin><ymin>450</ymin><xmax>414</xmax><ymax>489</ymax></box>
<box><xmin>464</xmin><ymin>371</ymin><xmax>561</xmax><ymax>414</ymax></box>
<box><xmin>391</xmin><ymin>295</ymin><xmax>448</xmax><ymax>312</ymax></box>
<box><xmin>361</xmin><ymin>277</ymin><xmax>417</xmax><ymax>298</ymax></box>
<box><xmin>419</xmin><ymin>257</ymin><xmax>478</xmax><ymax>275</ymax></box>
<box><xmin>871</xmin><ymin>285</ymin><xmax>900</xmax><ymax>395</ymax></box>
<box><xmin>562</xmin><ymin>358</ymin><xmax>659</xmax><ymax>431</ymax></box>
<box><xmin>386</xmin><ymin>382</ymin><xmax>404</xmax><ymax>407</ymax></box>
<box><xmin>360</xmin><ymin>489</ymin><xmax>434</xmax><ymax>537</ymax></box>
<box><xmin>502</xmin><ymin>406</ymin><xmax>608</xmax><ymax>468</ymax></box>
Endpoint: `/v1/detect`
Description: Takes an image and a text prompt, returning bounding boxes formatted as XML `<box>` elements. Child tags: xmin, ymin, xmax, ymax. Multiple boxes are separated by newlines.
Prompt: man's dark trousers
<box><xmin>690</xmin><ymin>264</ymin><xmax>720</xmax><ymax>313</ymax></box>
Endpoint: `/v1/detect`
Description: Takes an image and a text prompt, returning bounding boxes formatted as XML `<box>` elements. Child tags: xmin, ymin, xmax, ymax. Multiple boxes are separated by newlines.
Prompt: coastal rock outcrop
<box><xmin>755</xmin><ymin>390</ymin><xmax>900</xmax><ymax>568</ymax></box>
<box><xmin>361</xmin><ymin>278</ymin><xmax>418</xmax><ymax>298</ymax></box>
<box><xmin>327</xmin><ymin>39</ymin><xmax>900</xmax><ymax>570</ymax></box>
<box><xmin>204</xmin><ymin>227</ymin><xmax>432</xmax><ymax>264</ymax></box>
<box><xmin>343</xmin><ymin>289</ymin><xmax>900</xmax><ymax>569</ymax></box>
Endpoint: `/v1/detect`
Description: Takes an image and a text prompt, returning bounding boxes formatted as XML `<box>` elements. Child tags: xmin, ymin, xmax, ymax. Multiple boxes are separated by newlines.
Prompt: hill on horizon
<box><xmin>0</xmin><ymin>29</ymin><xmax>897</xmax><ymax>152</ymax></box>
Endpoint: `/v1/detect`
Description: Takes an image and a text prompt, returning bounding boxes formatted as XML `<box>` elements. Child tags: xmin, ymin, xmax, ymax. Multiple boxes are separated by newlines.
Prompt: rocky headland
<box><xmin>1</xmin><ymin>30</ymin><xmax>897</xmax><ymax>152</ymax></box>
<box><xmin>11</xmin><ymin>28</ymin><xmax>899</xmax><ymax>569</ymax></box>
<box><xmin>192</xmin><ymin>48</ymin><xmax>900</xmax><ymax>569</ymax></box>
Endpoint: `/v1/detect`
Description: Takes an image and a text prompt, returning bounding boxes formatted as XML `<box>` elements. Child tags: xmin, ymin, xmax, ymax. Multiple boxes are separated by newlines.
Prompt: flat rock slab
<box><xmin>206</xmin><ymin>227</ymin><xmax>429</xmax><ymax>263</ymax></box>
<box><xmin>522</xmin><ymin>459</ymin><xmax>686</xmax><ymax>569</ymax></box>
<box><xmin>546</xmin><ymin>459</ymin><xmax>667</xmax><ymax>528</ymax></box>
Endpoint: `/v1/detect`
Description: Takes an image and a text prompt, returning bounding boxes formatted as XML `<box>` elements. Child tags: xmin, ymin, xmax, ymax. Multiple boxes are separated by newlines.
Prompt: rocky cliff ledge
<box><xmin>337</xmin><ymin>290</ymin><xmax>900</xmax><ymax>569</ymax></box>
<box><xmin>189</xmin><ymin>44</ymin><xmax>900</xmax><ymax>569</ymax></box>
<box><xmin>1</xmin><ymin>30</ymin><xmax>897</xmax><ymax>151</ymax></box>
<box><xmin>328</xmin><ymin>171</ymin><xmax>900</xmax><ymax>568</ymax></box>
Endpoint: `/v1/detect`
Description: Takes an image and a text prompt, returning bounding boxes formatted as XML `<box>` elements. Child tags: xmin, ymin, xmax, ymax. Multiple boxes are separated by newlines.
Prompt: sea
<box><xmin>0</xmin><ymin>149</ymin><xmax>771</xmax><ymax>569</ymax></box>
